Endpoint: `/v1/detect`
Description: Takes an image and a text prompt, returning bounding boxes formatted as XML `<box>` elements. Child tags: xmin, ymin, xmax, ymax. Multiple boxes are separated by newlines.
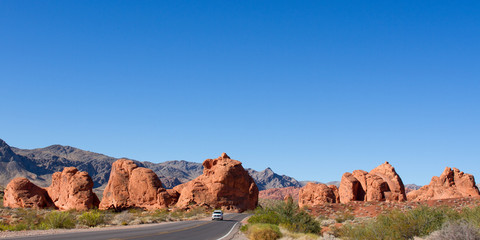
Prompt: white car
<box><xmin>212</xmin><ymin>210</ymin><xmax>223</xmax><ymax>220</ymax></box>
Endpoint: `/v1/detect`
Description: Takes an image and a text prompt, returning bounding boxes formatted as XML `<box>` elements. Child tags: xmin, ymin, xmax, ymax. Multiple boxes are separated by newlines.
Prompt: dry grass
<box><xmin>0</xmin><ymin>206</ymin><xmax>210</xmax><ymax>231</ymax></box>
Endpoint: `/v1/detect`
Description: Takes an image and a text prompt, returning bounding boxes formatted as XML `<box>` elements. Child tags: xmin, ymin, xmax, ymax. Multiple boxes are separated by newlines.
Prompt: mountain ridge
<box><xmin>0</xmin><ymin>138</ymin><xmax>301</xmax><ymax>190</ymax></box>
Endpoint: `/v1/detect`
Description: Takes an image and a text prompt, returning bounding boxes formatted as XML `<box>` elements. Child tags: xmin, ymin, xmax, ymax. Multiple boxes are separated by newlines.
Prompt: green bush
<box><xmin>248</xmin><ymin>208</ymin><xmax>281</xmax><ymax>225</ymax></box>
<box><xmin>39</xmin><ymin>211</ymin><xmax>76</xmax><ymax>229</ymax></box>
<box><xmin>459</xmin><ymin>206</ymin><xmax>480</xmax><ymax>227</ymax></box>
<box><xmin>248</xmin><ymin>197</ymin><xmax>320</xmax><ymax>234</ymax></box>
<box><xmin>0</xmin><ymin>223</ymin><xmax>28</xmax><ymax>231</ymax></box>
<box><xmin>78</xmin><ymin>209</ymin><xmax>105</xmax><ymax>227</ymax></box>
<box><xmin>245</xmin><ymin>223</ymin><xmax>282</xmax><ymax>240</ymax></box>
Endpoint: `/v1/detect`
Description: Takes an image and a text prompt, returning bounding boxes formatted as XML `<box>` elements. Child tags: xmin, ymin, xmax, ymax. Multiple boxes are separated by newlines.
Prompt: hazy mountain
<box><xmin>1</xmin><ymin>138</ymin><xmax>302</xmax><ymax>190</ymax></box>
<box><xmin>0</xmin><ymin>139</ymin><xmax>52</xmax><ymax>187</ymax></box>
<box><xmin>247</xmin><ymin>167</ymin><xmax>302</xmax><ymax>191</ymax></box>
<box><xmin>11</xmin><ymin>144</ymin><xmax>116</xmax><ymax>188</ymax></box>
<box><xmin>405</xmin><ymin>184</ymin><xmax>422</xmax><ymax>190</ymax></box>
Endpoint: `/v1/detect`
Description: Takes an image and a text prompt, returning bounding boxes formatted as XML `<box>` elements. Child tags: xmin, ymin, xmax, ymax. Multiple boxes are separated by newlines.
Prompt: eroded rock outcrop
<box><xmin>339</xmin><ymin>162</ymin><xmax>406</xmax><ymax>203</ymax></box>
<box><xmin>99</xmin><ymin>159</ymin><xmax>178</xmax><ymax>210</ymax></box>
<box><xmin>298</xmin><ymin>183</ymin><xmax>339</xmax><ymax>208</ymax></box>
<box><xmin>407</xmin><ymin>167</ymin><xmax>480</xmax><ymax>201</ymax></box>
<box><xmin>47</xmin><ymin>167</ymin><xmax>99</xmax><ymax>211</ymax></box>
<box><xmin>3</xmin><ymin>178</ymin><xmax>54</xmax><ymax>209</ymax></box>
<box><xmin>173</xmin><ymin>153</ymin><xmax>258</xmax><ymax>212</ymax></box>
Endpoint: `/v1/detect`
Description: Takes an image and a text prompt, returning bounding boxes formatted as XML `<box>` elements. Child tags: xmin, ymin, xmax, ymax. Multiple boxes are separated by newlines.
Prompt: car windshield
<box><xmin>213</xmin><ymin>210</ymin><xmax>222</xmax><ymax>213</ymax></box>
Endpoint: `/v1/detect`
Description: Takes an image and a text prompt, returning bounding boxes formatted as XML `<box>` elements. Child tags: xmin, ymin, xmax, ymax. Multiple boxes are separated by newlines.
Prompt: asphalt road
<box><xmin>4</xmin><ymin>213</ymin><xmax>249</xmax><ymax>240</ymax></box>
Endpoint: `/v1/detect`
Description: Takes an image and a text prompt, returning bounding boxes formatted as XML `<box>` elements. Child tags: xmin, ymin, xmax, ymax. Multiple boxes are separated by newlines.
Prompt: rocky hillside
<box><xmin>247</xmin><ymin>167</ymin><xmax>302</xmax><ymax>190</ymax></box>
<box><xmin>0</xmin><ymin>138</ymin><xmax>301</xmax><ymax>190</ymax></box>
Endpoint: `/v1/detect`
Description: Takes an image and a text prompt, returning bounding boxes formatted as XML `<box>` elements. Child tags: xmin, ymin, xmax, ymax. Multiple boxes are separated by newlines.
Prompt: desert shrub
<box><xmin>39</xmin><ymin>211</ymin><xmax>75</xmax><ymax>229</ymax></box>
<box><xmin>248</xmin><ymin>197</ymin><xmax>320</xmax><ymax>234</ymax></box>
<box><xmin>113</xmin><ymin>211</ymin><xmax>133</xmax><ymax>225</ymax></box>
<box><xmin>335</xmin><ymin>212</ymin><xmax>355</xmax><ymax>223</ymax></box>
<box><xmin>426</xmin><ymin>220</ymin><xmax>480</xmax><ymax>240</ymax></box>
<box><xmin>280</xmin><ymin>211</ymin><xmax>321</xmax><ymax>234</ymax></box>
<box><xmin>339</xmin><ymin>206</ymin><xmax>459</xmax><ymax>240</ymax></box>
<box><xmin>245</xmin><ymin>223</ymin><xmax>282</xmax><ymax>240</ymax></box>
<box><xmin>184</xmin><ymin>206</ymin><xmax>207</xmax><ymax>219</ymax></box>
<box><xmin>78</xmin><ymin>209</ymin><xmax>105</xmax><ymax>227</ymax></box>
<box><xmin>169</xmin><ymin>209</ymin><xmax>185</xmax><ymax>220</ymax></box>
<box><xmin>248</xmin><ymin>208</ymin><xmax>281</xmax><ymax>225</ymax></box>
<box><xmin>459</xmin><ymin>206</ymin><xmax>480</xmax><ymax>227</ymax></box>
<box><xmin>0</xmin><ymin>223</ymin><xmax>28</xmax><ymax>231</ymax></box>
<box><xmin>151</xmin><ymin>209</ymin><xmax>169</xmax><ymax>222</ymax></box>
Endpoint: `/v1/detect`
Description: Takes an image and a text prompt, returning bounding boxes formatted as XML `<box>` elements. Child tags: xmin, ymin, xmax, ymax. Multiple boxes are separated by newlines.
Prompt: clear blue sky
<box><xmin>1</xmin><ymin>1</ymin><xmax>479</xmax><ymax>185</ymax></box>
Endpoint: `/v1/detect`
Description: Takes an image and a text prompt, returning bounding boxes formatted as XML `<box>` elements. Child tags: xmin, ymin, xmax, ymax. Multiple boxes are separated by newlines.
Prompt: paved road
<box><xmin>4</xmin><ymin>213</ymin><xmax>249</xmax><ymax>240</ymax></box>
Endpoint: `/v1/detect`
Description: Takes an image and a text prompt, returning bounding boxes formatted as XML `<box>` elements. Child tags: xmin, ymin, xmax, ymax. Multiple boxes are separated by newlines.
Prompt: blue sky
<box><xmin>1</xmin><ymin>1</ymin><xmax>479</xmax><ymax>185</ymax></box>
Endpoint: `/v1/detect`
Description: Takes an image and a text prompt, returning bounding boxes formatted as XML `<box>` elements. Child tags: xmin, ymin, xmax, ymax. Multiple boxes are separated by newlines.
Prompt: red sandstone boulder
<box><xmin>298</xmin><ymin>182</ymin><xmax>339</xmax><ymax>208</ymax></box>
<box><xmin>3</xmin><ymin>178</ymin><xmax>54</xmax><ymax>209</ymax></box>
<box><xmin>407</xmin><ymin>167</ymin><xmax>480</xmax><ymax>201</ymax></box>
<box><xmin>339</xmin><ymin>172</ymin><xmax>364</xmax><ymax>203</ymax></box>
<box><xmin>47</xmin><ymin>167</ymin><xmax>99</xmax><ymax>211</ymax></box>
<box><xmin>369</xmin><ymin>162</ymin><xmax>407</xmax><ymax>201</ymax></box>
<box><xmin>173</xmin><ymin>153</ymin><xmax>258</xmax><ymax>212</ymax></box>
<box><xmin>339</xmin><ymin>162</ymin><xmax>406</xmax><ymax>203</ymax></box>
<box><xmin>99</xmin><ymin>159</ymin><xmax>178</xmax><ymax>210</ymax></box>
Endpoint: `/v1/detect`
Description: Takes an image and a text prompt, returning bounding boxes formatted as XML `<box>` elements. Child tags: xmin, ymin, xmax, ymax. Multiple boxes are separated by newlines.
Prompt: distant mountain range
<box><xmin>0</xmin><ymin>138</ymin><xmax>301</xmax><ymax>190</ymax></box>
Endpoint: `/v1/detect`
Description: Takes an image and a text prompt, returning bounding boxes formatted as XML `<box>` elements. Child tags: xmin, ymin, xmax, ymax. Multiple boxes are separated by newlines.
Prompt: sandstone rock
<box><xmin>99</xmin><ymin>159</ymin><xmax>178</xmax><ymax>210</ymax></box>
<box><xmin>328</xmin><ymin>185</ymin><xmax>340</xmax><ymax>203</ymax></box>
<box><xmin>47</xmin><ymin>167</ymin><xmax>99</xmax><ymax>211</ymax></box>
<box><xmin>339</xmin><ymin>172</ymin><xmax>365</xmax><ymax>203</ymax></box>
<box><xmin>339</xmin><ymin>162</ymin><xmax>406</xmax><ymax>203</ymax></box>
<box><xmin>369</xmin><ymin>162</ymin><xmax>407</xmax><ymax>202</ymax></box>
<box><xmin>173</xmin><ymin>153</ymin><xmax>258</xmax><ymax>212</ymax></box>
<box><xmin>3</xmin><ymin>178</ymin><xmax>54</xmax><ymax>209</ymax></box>
<box><xmin>298</xmin><ymin>182</ymin><xmax>339</xmax><ymax>208</ymax></box>
<box><xmin>407</xmin><ymin>167</ymin><xmax>480</xmax><ymax>201</ymax></box>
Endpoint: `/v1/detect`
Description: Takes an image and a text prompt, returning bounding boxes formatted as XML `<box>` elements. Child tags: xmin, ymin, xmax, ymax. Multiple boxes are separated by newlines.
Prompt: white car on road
<box><xmin>212</xmin><ymin>210</ymin><xmax>223</xmax><ymax>220</ymax></box>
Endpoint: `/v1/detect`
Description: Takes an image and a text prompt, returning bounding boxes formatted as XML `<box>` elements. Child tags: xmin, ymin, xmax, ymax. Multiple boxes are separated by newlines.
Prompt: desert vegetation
<box><xmin>243</xmin><ymin>198</ymin><xmax>480</xmax><ymax>240</ymax></box>
<box><xmin>337</xmin><ymin>205</ymin><xmax>480</xmax><ymax>239</ymax></box>
<box><xmin>0</xmin><ymin>206</ymin><xmax>209</xmax><ymax>232</ymax></box>
<box><xmin>242</xmin><ymin>197</ymin><xmax>321</xmax><ymax>240</ymax></box>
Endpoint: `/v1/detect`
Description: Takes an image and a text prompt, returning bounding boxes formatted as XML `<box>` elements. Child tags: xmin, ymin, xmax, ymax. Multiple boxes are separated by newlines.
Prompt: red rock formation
<box><xmin>3</xmin><ymin>178</ymin><xmax>54</xmax><ymax>209</ymax></box>
<box><xmin>407</xmin><ymin>167</ymin><xmax>480</xmax><ymax>201</ymax></box>
<box><xmin>99</xmin><ymin>159</ymin><xmax>178</xmax><ymax>210</ymax></box>
<box><xmin>298</xmin><ymin>182</ymin><xmax>339</xmax><ymax>208</ymax></box>
<box><xmin>259</xmin><ymin>187</ymin><xmax>301</xmax><ymax>201</ymax></box>
<box><xmin>369</xmin><ymin>162</ymin><xmax>406</xmax><ymax>202</ymax></box>
<box><xmin>339</xmin><ymin>172</ymin><xmax>365</xmax><ymax>203</ymax></box>
<box><xmin>339</xmin><ymin>162</ymin><xmax>406</xmax><ymax>203</ymax></box>
<box><xmin>328</xmin><ymin>185</ymin><xmax>340</xmax><ymax>203</ymax></box>
<box><xmin>47</xmin><ymin>167</ymin><xmax>99</xmax><ymax>211</ymax></box>
<box><xmin>173</xmin><ymin>153</ymin><xmax>258</xmax><ymax>212</ymax></box>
